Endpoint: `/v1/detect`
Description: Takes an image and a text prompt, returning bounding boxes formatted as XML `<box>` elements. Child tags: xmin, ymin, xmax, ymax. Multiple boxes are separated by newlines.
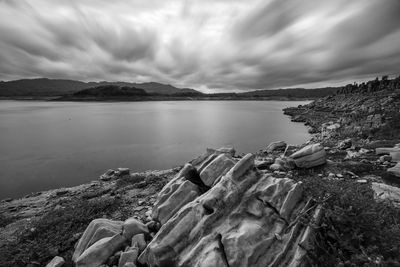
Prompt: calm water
<box><xmin>0</xmin><ymin>100</ymin><xmax>310</xmax><ymax>199</ymax></box>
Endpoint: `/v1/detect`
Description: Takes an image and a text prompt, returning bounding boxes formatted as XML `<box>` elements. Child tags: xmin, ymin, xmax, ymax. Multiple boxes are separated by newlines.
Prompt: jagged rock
<box><xmin>139</xmin><ymin>154</ymin><xmax>319</xmax><ymax>267</ymax></box>
<box><xmin>73</xmin><ymin>219</ymin><xmax>123</xmax><ymax>262</ymax></box>
<box><xmin>199</xmin><ymin>153</ymin><xmax>236</xmax><ymax>187</ymax></box>
<box><xmin>152</xmin><ymin>164</ymin><xmax>201</xmax><ymax>224</ymax></box>
<box><xmin>131</xmin><ymin>233</ymin><xmax>147</xmax><ymax>253</ymax></box>
<box><xmin>266</xmin><ymin>141</ymin><xmax>287</xmax><ymax>153</ymax></box>
<box><xmin>338</xmin><ymin>138</ymin><xmax>352</xmax><ymax>150</ymax></box>
<box><xmin>290</xmin><ymin>143</ymin><xmax>326</xmax><ymax>168</ymax></box>
<box><xmin>45</xmin><ymin>256</ymin><xmax>65</xmax><ymax>267</ymax></box>
<box><xmin>190</xmin><ymin>147</ymin><xmax>235</xmax><ymax>170</ymax></box>
<box><xmin>372</xmin><ymin>182</ymin><xmax>400</xmax><ymax>206</ymax></box>
<box><xmin>118</xmin><ymin>246</ymin><xmax>139</xmax><ymax>267</ymax></box>
<box><xmin>379</xmin><ymin>155</ymin><xmax>392</xmax><ymax>163</ymax></box>
<box><xmin>76</xmin><ymin>234</ymin><xmax>127</xmax><ymax>267</ymax></box>
<box><xmin>122</xmin><ymin>218</ymin><xmax>149</xmax><ymax>240</ymax></box>
<box><xmin>388</xmin><ymin>163</ymin><xmax>400</xmax><ymax>177</ymax></box>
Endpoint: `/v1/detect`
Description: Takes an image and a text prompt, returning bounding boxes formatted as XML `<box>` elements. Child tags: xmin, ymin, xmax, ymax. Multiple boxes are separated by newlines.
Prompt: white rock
<box><xmin>122</xmin><ymin>218</ymin><xmax>149</xmax><ymax>240</ymax></box>
<box><xmin>290</xmin><ymin>143</ymin><xmax>326</xmax><ymax>168</ymax></box>
<box><xmin>200</xmin><ymin>154</ymin><xmax>235</xmax><ymax>187</ymax></box>
<box><xmin>45</xmin><ymin>256</ymin><xmax>65</xmax><ymax>267</ymax></box>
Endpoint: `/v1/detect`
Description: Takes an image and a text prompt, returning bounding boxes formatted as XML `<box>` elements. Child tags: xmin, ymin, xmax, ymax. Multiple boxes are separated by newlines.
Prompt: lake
<box><xmin>0</xmin><ymin>100</ymin><xmax>310</xmax><ymax>199</ymax></box>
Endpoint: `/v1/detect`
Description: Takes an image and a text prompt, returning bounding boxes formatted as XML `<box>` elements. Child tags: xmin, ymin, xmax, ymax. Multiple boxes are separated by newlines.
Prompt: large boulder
<box><xmin>139</xmin><ymin>154</ymin><xmax>319</xmax><ymax>267</ymax></box>
<box><xmin>76</xmin><ymin>234</ymin><xmax>127</xmax><ymax>267</ymax></box>
<box><xmin>72</xmin><ymin>218</ymin><xmax>123</xmax><ymax>262</ymax></box>
<box><xmin>290</xmin><ymin>143</ymin><xmax>326</xmax><ymax>168</ymax></box>
<box><xmin>199</xmin><ymin>153</ymin><xmax>236</xmax><ymax>187</ymax></box>
<box><xmin>118</xmin><ymin>246</ymin><xmax>139</xmax><ymax>267</ymax></box>
<box><xmin>152</xmin><ymin>164</ymin><xmax>201</xmax><ymax>224</ymax></box>
<box><xmin>266</xmin><ymin>141</ymin><xmax>287</xmax><ymax>153</ymax></box>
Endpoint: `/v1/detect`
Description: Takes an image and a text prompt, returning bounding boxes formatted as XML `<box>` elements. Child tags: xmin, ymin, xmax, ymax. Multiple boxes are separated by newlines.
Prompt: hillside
<box><xmin>0</xmin><ymin>79</ymin><xmax>201</xmax><ymax>97</ymax></box>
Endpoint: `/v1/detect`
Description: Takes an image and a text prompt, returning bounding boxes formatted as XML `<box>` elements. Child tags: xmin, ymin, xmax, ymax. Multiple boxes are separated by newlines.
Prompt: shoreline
<box><xmin>1</xmin><ymin>85</ymin><xmax>400</xmax><ymax>265</ymax></box>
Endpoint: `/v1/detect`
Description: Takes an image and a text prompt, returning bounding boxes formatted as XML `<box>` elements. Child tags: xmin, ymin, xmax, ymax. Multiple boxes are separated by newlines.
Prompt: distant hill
<box><xmin>73</xmin><ymin>85</ymin><xmax>148</xmax><ymax>97</ymax></box>
<box><xmin>0</xmin><ymin>78</ymin><xmax>201</xmax><ymax>97</ymax></box>
<box><xmin>0</xmin><ymin>78</ymin><xmax>89</xmax><ymax>96</ymax></box>
<box><xmin>239</xmin><ymin>87</ymin><xmax>339</xmax><ymax>98</ymax></box>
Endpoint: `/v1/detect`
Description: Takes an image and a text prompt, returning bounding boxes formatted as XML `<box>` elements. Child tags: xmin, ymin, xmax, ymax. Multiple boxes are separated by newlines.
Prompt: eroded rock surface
<box><xmin>139</xmin><ymin>153</ymin><xmax>318</xmax><ymax>267</ymax></box>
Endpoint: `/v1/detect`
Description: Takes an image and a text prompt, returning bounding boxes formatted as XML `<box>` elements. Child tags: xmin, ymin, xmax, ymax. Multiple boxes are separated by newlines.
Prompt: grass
<box><xmin>0</xmin><ymin>195</ymin><xmax>121</xmax><ymax>267</ymax></box>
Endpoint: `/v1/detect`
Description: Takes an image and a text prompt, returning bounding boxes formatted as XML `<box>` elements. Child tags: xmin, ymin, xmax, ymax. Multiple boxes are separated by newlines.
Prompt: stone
<box><xmin>73</xmin><ymin>219</ymin><xmax>123</xmax><ymax>262</ymax></box>
<box><xmin>290</xmin><ymin>143</ymin><xmax>326</xmax><ymax>168</ymax></box>
<box><xmin>45</xmin><ymin>256</ymin><xmax>65</xmax><ymax>267</ymax></box>
<box><xmin>372</xmin><ymin>182</ymin><xmax>400</xmax><ymax>206</ymax></box>
<box><xmin>376</xmin><ymin>147</ymin><xmax>400</xmax><ymax>155</ymax></box>
<box><xmin>338</xmin><ymin>139</ymin><xmax>352</xmax><ymax>150</ymax></box>
<box><xmin>117</xmin><ymin>168</ymin><xmax>130</xmax><ymax>176</ymax></box>
<box><xmin>270</xmin><ymin>163</ymin><xmax>285</xmax><ymax>171</ymax></box>
<box><xmin>357</xmin><ymin>179</ymin><xmax>368</xmax><ymax>184</ymax></box>
<box><xmin>379</xmin><ymin>155</ymin><xmax>392</xmax><ymax>163</ymax></box>
<box><xmin>391</xmin><ymin>151</ymin><xmax>400</xmax><ymax>162</ymax></box>
<box><xmin>206</xmin><ymin>147</ymin><xmax>236</xmax><ymax>157</ymax></box>
<box><xmin>100</xmin><ymin>169</ymin><xmax>115</xmax><ymax>181</ymax></box>
<box><xmin>200</xmin><ymin>153</ymin><xmax>236</xmax><ymax>187</ymax></box>
<box><xmin>118</xmin><ymin>247</ymin><xmax>139</xmax><ymax>267</ymax></box>
<box><xmin>76</xmin><ymin>234</ymin><xmax>127</xmax><ymax>267</ymax></box>
<box><xmin>266</xmin><ymin>141</ymin><xmax>287</xmax><ymax>153</ymax></box>
<box><xmin>131</xmin><ymin>233</ymin><xmax>147</xmax><ymax>253</ymax></box>
<box><xmin>122</xmin><ymin>218</ymin><xmax>149</xmax><ymax>240</ymax></box>
<box><xmin>139</xmin><ymin>157</ymin><xmax>318</xmax><ymax>267</ymax></box>
<box><xmin>387</xmin><ymin>163</ymin><xmax>400</xmax><ymax>177</ymax></box>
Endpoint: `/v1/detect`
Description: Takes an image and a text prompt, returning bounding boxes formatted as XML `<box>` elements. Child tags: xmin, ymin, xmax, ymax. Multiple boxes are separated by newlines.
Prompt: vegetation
<box><xmin>0</xmin><ymin>196</ymin><xmax>121</xmax><ymax>267</ymax></box>
<box><xmin>297</xmin><ymin>175</ymin><xmax>400</xmax><ymax>266</ymax></box>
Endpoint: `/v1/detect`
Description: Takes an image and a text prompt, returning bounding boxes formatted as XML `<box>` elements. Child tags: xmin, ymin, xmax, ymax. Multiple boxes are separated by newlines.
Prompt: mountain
<box><xmin>0</xmin><ymin>78</ymin><xmax>201</xmax><ymax>97</ymax></box>
<box><xmin>0</xmin><ymin>78</ymin><xmax>89</xmax><ymax>96</ymax></box>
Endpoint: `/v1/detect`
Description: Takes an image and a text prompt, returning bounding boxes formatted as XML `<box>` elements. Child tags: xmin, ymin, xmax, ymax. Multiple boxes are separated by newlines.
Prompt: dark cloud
<box><xmin>0</xmin><ymin>0</ymin><xmax>399</xmax><ymax>91</ymax></box>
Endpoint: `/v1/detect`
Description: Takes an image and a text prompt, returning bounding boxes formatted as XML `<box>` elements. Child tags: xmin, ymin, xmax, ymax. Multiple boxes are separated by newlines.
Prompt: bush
<box><xmin>0</xmin><ymin>196</ymin><xmax>121</xmax><ymax>267</ymax></box>
<box><xmin>301</xmin><ymin>177</ymin><xmax>400</xmax><ymax>266</ymax></box>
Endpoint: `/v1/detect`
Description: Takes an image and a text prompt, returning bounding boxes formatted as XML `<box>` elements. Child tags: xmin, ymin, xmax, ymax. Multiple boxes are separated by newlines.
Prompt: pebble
<box><xmin>357</xmin><ymin>179</ymin><xmax>368</xmax><ymax>184</ymax></box>
<box><xmin>336</xmin><ymin>174</ymin><xmax>343</xmax><ymax>178</ymax></box>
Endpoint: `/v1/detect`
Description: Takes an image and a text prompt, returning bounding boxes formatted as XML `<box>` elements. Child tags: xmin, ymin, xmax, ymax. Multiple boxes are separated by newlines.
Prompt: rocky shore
<box><xmin>1</xmin><ymin>76</ymin><xmax>400</xmax><ymax>267</ymax></box>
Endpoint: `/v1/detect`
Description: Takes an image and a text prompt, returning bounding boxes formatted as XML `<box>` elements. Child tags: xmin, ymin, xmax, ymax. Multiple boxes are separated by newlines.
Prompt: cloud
<box><xmin>0</xmin><ymin>0</ymin><xmax>399</xmax><ymax>91</ymax></box>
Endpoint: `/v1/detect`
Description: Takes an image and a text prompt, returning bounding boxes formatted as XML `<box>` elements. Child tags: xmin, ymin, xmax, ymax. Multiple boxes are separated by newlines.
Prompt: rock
<box><xmin>100</xmin><ymin>169</ymin><xmax>115</xmax><ymax>181</ymax></box>
<box><xmin>372</xmin><ymin>182</ymin><xmax>400</xmax><ymax>206</ymax></box>
<box><xmin>73</xmin><ymin>219</ymin><xmax>123</xmax><ymax>262</ymax></box>
<box><xmin>76</xmin><ymin>234</ymin><xmax>127</xmax><ymax>267</ymax></box>
<box><xmin>379</xmin><ymin>155</ymin><xmax>392</xmax><ymax>163</ymax></box>
<box><xmin>139</xmin><ymin>156</ymin><xmax>319</xmax><ymax>267</ymax></box>
<box><xmin>118</xmin><ymin>247</ymin><xmax>139</xmax><ymax>267</ymax></box>
<box><xmin>336</xmin><ymin>174</ymin><xmax>343</xmax><ymax>178</ymax></box>
<box><xmin>117</xmin><ymin>168</ymin><xmax>130</xmax><ymax>176</ymax></box>
<box><xmin>376</xmin><ymin>147</ymin><xmax>400</xmax><ymax>155</ymax></box>
<box><xmin>199</xmin><ymin>153</ymin><xmax>236</xmax><ymax>187</ymax></box>
<box><xmin>122</xmin><ymin>218</ymin><xmax>149</xmax><ymax>240</ymax></box>
<box><xmin>131</xmin><ymin>233</ymin><xmax>147</xmax><ymax>253</ymax></box>
<box><xmin>206</xmin><ymin>147</ymin><xmax>236</xmax><ymax>157</ymax></box>
<box><xmin>338</xmin><ymin>139</ymin><xmax>352</xmax><ymax>150</ymax></box>
<box><xmin>290</xmin><ymin>143</ymin><xmax>326</xmax><ymax>168</ymax></box>
<box><xmin>391</xmin><ymin>151</ymin><xmax>400</xmax><ymax>162</ymax></box>
<box><xmin>357</xmin><ymin>179</ymin><xmax>368</xmax><ymax>184</ymax></box>
<box><xmin>388</xmin><ymin>163</ymin><xmax>400</xmax><ymax>177</ymax></box>
<box><xmin>328</xmin><ymin>173</ymin><xmax>335</xmax><ymax>179</ymax></box>
<box><xmin>270</xmin><ymin>163</ymin><xmax>285</xmax><ymax>171</ymax></box>
<box><xmin>152</xmin><ymin>164</ymin><xmax>202</xmax><ymax>225</ymax></box>
<box><xmin>266</xmin><ymin>141</ymin><xmax>287</xmax><ymax>153</ymax></box>
<box><xmin>45</xmin><ymin>256</ymin><xmax>65</xmax><ymax>267</ymax></box>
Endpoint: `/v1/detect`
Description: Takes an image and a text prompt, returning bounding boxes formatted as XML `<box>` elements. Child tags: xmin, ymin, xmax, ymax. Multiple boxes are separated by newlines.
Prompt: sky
<box><xmin>0</xmin><ymin>0</ymin><xmax>399</xmax><ymax>92</ymax></box>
